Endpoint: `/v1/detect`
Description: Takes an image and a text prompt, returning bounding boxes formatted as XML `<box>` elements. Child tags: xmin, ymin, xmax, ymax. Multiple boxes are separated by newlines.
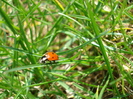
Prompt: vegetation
<box><xmin>0</xmin><ymin>0</ymin><xmax>133</xmax><ymax>98</ymax></box>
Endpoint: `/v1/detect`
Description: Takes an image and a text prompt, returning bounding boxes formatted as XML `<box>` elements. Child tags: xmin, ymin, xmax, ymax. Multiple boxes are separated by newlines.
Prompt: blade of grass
<box><xmin>5</xmin><ymin>64</ymin><xmax>43</xmax><ymax>73</ymax></box>
<box><xmin>98</xmin><ymin>76</ymin><xmax>110</xmax><ymax>99</ymax></box>
<box><xmin>124</xmin><ymin>5</ymin><xmax>133</xmax><ymax>20</ymax></box>
<box><xmin>0</xmin><ymin>7</ymin><xmax>17</xmax><ymax>35</ymax></box>
<box><xmin>57</xmin><ymin>30</ymin><xmax>108</xmax><ymax>55</ymax></box>
<box><xmin>17</xmin><ymin>15</ymin><xmax>36</xmax><ymax>63</ymax></box>
<box><xmin>87</xmin><ymin>1</ymin><xmax>119</xmax><ymax>94</ymax></box>
<box><xmin>44</xmin><ymin>0</ymin><xmax>75</xmax><ymax>51</ymax></box>
<box><xmin>54</xmin><ymin>0</ymin><xmax>64</xmax><ymax>11</ymax></box>
<box><xmin>1</xmin><ymin>0</ymin><xmax>20</xmax><ymax>11</ymax></box>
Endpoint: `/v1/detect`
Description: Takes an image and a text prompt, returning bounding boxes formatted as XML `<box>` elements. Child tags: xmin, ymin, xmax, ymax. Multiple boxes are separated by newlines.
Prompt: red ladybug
<box><xmin>39</xmin><ymin>52</ymin><xmax>58</xmax><ymax>63</ymax></box>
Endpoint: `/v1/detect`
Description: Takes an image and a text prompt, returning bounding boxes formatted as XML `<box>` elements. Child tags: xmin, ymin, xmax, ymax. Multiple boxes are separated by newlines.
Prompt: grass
<box><xmin>0</xmin><ymin>0</ymin><xmax>133</xmax><ymax>99</ymax></box>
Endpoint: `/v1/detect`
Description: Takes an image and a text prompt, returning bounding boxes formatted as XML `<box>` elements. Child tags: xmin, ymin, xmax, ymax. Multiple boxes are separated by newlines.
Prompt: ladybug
<box><xmin>39</xmin><ymin>52</ymin><xmax>58</xmax><ymax>63</ymax></box>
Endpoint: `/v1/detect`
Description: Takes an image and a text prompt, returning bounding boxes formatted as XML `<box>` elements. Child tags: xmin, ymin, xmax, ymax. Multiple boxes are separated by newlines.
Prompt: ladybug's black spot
<box><xmin>52</xmin><ymin>57</ymin><xmax>54</xmax><ymax>58</ymax></box>
<box><xmin>52</xmin><ymin>52</ymin><xmax>54</xmax><ymax>54</ymax></box>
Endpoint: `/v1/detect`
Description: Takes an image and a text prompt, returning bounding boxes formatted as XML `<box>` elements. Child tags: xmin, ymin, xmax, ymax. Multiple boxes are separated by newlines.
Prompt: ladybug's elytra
<box><xmin>39</xmin><ymin>52</ymin><xmax>58</xmax><ymax>63</ymax></box>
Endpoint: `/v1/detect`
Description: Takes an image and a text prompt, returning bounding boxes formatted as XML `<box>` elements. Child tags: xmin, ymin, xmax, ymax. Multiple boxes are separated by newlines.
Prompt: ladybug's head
<box><xmin>39</xmin><ymin>55</ymin><xmax>47</xmax><ymax>63</ymax></box>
